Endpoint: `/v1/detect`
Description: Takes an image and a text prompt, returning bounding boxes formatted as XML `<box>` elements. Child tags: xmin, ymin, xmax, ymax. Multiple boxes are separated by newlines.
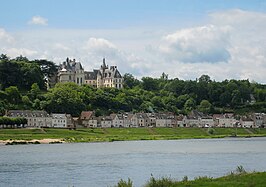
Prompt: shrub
<box><xmin>114</xmin><ymin>178</ymin><xmax>133</xmax><ymax>187</ymax></box>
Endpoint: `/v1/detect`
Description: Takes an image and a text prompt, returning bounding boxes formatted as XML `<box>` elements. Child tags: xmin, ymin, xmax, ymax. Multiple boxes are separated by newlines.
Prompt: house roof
<box><xmin>80</xmin><ymin>111</ymin><xmax>94</xmax><ymax>120</ymax></box>
<box><xmin>6</xmin><ymin>110</ymin><xmax>50</xmax><ymax>117</ymax></box>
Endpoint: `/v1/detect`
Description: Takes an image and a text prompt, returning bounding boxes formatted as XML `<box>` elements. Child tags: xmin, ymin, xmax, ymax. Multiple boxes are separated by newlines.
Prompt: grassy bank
<box><xmin>1</xmin><ymin>127</ymin><xmax>266</xmax><ymax>143</ymax></box>
<box><xmin>114</xmin><ymin>171</ymin><xmax>266</xmax><ymax>187</ymax></box>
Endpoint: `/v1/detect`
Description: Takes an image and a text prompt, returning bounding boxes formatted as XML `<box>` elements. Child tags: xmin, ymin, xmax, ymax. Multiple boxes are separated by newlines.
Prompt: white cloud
<box><xmin>0</xmin><ymin>28</ymin><xmax>15</xmax><ymax>43</ymax></box>
<box><xmin>159</xmin><ymin>25</ymin><xmax>231</xmax><ymax>63</ymax></box>
<box><xmin>1</xmin><ymin>9</ymin><xmax>266</xmax><ymax>83</ymax></box>
<box><xmin>28</xmin><ymin>16</ymin><xmax>48</xmax><ymax>26</ymax></box>
<box><xmin>4</xmin><ymin>48</ymin><xmax>38</xmax><ymax>57</ymax></box>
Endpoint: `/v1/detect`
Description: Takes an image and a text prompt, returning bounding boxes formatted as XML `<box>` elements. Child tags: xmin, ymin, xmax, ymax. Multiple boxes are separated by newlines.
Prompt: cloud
<box><xmin>28</xmin><ymin>16</ymin><xmax>48</xmax><ymax>26</ymax></box>
<box><xmin>83</xmin><ymin>37</ymin><xmax>118</xmax><ymax>57</ymax></box>
<box><xmin>3</xmin><ymin>48</ymin><xmax>38</xmax><ymax>57</ymax></box>
<box><xmin>1</xmin><ymin>9</ymin><xmax>266</xmax><ymax>83</ymax></box>
<box><xmin>159</xmin><ymin>25</ymin><xmax>231</xmax><ymax>63</ymax></box>
<box><xmin>0</xmin><ymin>28</ymin><xmax>15</xmax><ymax>43</ymax></box>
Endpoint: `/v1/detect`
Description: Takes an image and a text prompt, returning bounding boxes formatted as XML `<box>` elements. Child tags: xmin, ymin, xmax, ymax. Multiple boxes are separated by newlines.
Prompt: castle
<box><xmin>57</xmin><ymin>58</ymin><xmax>123</xmax><ymax>89</ymax></box>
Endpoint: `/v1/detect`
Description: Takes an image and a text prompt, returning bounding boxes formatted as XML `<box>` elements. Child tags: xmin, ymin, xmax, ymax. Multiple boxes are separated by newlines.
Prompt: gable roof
<box><xmin>80</xmin><ymin>111</ymin><xmax>94</xmax><ymax>120</ymax></box>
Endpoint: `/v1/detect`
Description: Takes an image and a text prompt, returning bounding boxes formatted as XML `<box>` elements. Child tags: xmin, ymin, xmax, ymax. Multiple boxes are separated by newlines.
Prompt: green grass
<box><xmin>114</xmin><ymin>172</ymin><xmax>266</xmax><ymax>187</ymax></box>
<box><xmin>145</xmin><ymin>172</ymin><xmax>266</xmax><ymax>187</ymax></box>
<box><xmin>0</xmin><ymin>127</ymin><xmax>266</xmax><ymax>143</ymax></box>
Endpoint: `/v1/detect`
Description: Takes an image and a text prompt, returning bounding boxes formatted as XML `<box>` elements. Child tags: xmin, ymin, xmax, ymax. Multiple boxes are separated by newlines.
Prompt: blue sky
<box><xmin>2</xmin><ymin>0</ymin><xmax>266</xmax><ymax>29</ymax></box>
<box><xmin>1</xmin><ymin>0</ymin><xmax>266</xmax><ymax>82</ymax></box>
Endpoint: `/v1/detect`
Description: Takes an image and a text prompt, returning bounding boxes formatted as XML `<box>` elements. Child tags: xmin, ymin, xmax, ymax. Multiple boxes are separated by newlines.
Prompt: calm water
<box><xmin>1</xmin><ymin>137</ymin><xmax>266</xmax><ymax>187</ymax></box>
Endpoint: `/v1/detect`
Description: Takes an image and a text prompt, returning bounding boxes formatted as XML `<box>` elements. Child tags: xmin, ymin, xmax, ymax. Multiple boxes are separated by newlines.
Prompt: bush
<box><xmin>114</xmin><ymin>178</ymin><xmax>133</xmax><ymax>187</ymax></box>
<box><xmin>144</xmin><ymin>176</ymin><xmax>175</xmax><ymax>187</ymax></box>
<box><xmin>208</xmin><ymin>128</ymin><xmax>215</xmax><ymax>135</ymax></box>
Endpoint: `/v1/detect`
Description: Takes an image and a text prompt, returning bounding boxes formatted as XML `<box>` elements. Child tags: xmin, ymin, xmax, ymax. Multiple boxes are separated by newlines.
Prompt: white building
<box><xmin>52</xmin><ymin>114</ymin><xmax>74</xmax><ymax>128</ymax></box>
<box><xmin>57</xmin><ymin>58</ymin><xmax>85</xmax><ymax>86</ymax></box>
<box><xmin>213</xmin><ymin>114</ymin><xmax>237</xmax><ymax>128</ymax></box>
<box><xmin>110</xmin><ymin>114</ymin><xmax>124</xmax><ymax>128</ymax></box>
<box><xmin>6</xmin><ymin>110</ymin><xmax>52</xmax><ymax>128</ymax></box>
<box><xmin>100</xmin><ymin>116</ymin><xmax>112</xmax><ymax>128</ymax></box>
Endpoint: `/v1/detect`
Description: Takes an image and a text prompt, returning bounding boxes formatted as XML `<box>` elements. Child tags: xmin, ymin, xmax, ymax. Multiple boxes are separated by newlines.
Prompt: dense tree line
<box><xmin>0</xmin><ymin>55</ymin><xmax>266</xmax><ymax>116</ymax></box>
<box><xmin>0</xmin><ymin>54</ymin><xmax>57</xmax><ymax>90</ymax></box>
<box><xmin>0</xmin><ymin>117</ymin><xmax>27</xmax><ymax>125</ymax></box>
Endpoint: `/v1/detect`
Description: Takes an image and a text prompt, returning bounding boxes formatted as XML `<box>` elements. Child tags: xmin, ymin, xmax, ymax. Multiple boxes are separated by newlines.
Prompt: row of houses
<box><xmin>2</xmin><ymin>110</ymin><xmax>74</xmax><ymax>129</ymax></box>
<box><xmin>2</xmin><ymin>110</ymin><xmax>266</xmax><ymax>129</ymax></box>
<box><xmin>79</xmin><ymin>110</ymin><xmax>266</xmax><ymax>129</ymax></box>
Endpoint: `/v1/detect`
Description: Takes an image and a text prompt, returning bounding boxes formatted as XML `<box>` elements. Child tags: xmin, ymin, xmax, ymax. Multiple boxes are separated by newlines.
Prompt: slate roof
<box><xmin>6</xmin><ymin>110</ymin><xmax>50</xmax><ymax>117</ymax></box>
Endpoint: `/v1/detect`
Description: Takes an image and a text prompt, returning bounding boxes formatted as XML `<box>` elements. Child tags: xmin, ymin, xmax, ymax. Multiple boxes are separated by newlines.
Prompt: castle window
<box><xmin>69</xmin><ymin>75</ymin><xmax>71</xmax><ymax>80</ymax></box>
<box><xmin>81</xmin><ymin>78</ymin><xmax>83</xmax><ymax>84</ymax></box>
<box><xmin>77</xmin><ymin>77</ymin><xmax>79</xmax><ymax>84</ymax></box>
<box><xmin>109</xmin><ymin>73</ymin><xmax>111</xmax><ymax>77</ymax></box>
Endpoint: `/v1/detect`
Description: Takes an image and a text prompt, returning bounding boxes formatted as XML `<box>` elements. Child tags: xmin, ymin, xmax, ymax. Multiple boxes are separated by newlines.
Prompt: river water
<box><xmin>1</xmin><ymin>137</ymin><xmax>266</xmax><ymax>187</ymax></box>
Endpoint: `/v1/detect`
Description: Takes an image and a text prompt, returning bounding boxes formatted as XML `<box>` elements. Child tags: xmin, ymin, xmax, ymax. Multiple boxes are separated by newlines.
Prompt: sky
<box><xmin>1</xmin><ymin>0</ymin><xmax>266</xmax><ymax>83</ymax></box>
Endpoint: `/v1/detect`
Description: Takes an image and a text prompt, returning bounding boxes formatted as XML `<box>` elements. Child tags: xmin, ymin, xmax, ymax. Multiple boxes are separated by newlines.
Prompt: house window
<box><xmin>69</xmin><ymin>75</ymin><xmax>71</xmax><ymax>80</ymax></box>
<box><xmin>80</xmin><ymin>78</ymin><xmax>83</xmax><ymax>84</ymax></box>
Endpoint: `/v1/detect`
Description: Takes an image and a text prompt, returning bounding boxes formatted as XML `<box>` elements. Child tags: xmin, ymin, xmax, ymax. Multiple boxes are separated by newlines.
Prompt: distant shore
<box><xmin>0</xmin><ymin>138</ymin><xmax>64</xmax><ymax>145</ymax></box>
<box><xmin>1</xmin><ymin>127</ymin><xmax>266</xmax><ymax>145</ymax></box>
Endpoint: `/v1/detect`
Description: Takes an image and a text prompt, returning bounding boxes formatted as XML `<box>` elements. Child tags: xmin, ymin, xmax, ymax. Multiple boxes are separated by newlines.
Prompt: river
<box><xmin>1</xmin><ymin>137</ymin><xmax>266</xmax><ymax>187</ymax></box>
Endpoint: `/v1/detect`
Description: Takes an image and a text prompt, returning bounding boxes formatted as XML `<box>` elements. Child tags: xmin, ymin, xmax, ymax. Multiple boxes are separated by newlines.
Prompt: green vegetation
<box><xmin>1</xmin><ymin>54</ymin><xmax>266</xmax><ymax>116</ymax></box>
<box><xmin>0</xmin><ymin>117</ymin><xmax>27</xmax><ymax>126</ymax></box>
<box><xmin>113</xmin><ymin>168</ymin><xmax>266</xmax><ymax>187</ymax></box>
<box><xmin>1</xmin><ymin>128</ymin><xmax>266</xmax><ymax>143</ymax></box>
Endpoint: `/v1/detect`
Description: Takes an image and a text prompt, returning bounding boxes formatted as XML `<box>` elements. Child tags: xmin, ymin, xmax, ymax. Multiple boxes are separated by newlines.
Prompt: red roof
<box><xmin>80</xmin><ymin>111</ymin><xmax>94</xmax><ymax>120</ymax></box>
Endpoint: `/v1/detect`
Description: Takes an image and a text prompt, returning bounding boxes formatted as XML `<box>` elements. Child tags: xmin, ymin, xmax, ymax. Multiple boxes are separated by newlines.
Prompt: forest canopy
<box><xmin>0</xmin><ymin>54</ymin><xmax>266</xmax><ymax>116</ymax></box>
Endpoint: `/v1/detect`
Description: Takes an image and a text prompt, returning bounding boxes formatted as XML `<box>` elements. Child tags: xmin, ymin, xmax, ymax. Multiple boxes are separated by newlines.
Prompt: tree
<box><xmin>184</xmin><ymin>98</ymin><xmax>196</xmax><ymax>113</ymax></box>
<box><xmin>141</xmin><ymin>77</ymin><xmax>160</xmax><ymax>91</ymax></box>
<box><xmin>198</xmin><ymin>74</ymin><xmax>211</xmax><ymax>83</ymax></box>
<box><xmin>43</xmin><ymin>83</ymin><xmax>86</xmax><ymax>116</ymax></box>
<box><xmin>198</xmin><ymin>100</ymin><xmax>212</xmax><ymax>114</ymax></box>
<box><xmin>5</xmin><ymin>86</ymin><xmax>22</xmax><ymax>104</ymax></box>
<box><xmin>123</xmin><ymin>73</ymin><xmax>140</xmax><ymax>89</ymax></box>
<box><xmin>29</xmin><ymin>83</ymin><xmax>41</xmax><ymax>101</ymax></box>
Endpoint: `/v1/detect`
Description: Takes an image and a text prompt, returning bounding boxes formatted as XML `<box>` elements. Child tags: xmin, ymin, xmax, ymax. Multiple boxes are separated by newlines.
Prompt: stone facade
<box><xmin>85</xmin><ymin>58</ymin><xmax>123</xmax><ymax>89</ymax></box>
<box><xmin>58</xmin><ymin>57</ymin><xmax>123</xmax><ymax>89</ymax></box>
<box><xmin>57</xmin><ymin>58</ymin><xmax>85</xmax><ymax>86</ymax></box>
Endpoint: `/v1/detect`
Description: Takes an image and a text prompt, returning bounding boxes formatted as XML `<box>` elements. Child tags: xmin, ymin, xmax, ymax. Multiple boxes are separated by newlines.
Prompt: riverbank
<box><xmin>114</xmin><ymin>171</ymin><xmax>266</xmax><ymax>187</ymax></box>
<box><xmin>1</xmin><ymin>127</ymin><xmax>266</xmax><ymax>144</ymax></box>
<box><xmin>0</xmin><ymin>138</ymin><xmax>64</xmax><ymax>145</ymax></box>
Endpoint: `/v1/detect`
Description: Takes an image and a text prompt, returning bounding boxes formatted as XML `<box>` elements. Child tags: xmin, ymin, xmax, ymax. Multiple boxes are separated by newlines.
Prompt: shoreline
<box><xmin>1</xmin><ymin>135</ymin><xmax>266</xmax><ymax>146</ymax></box>
<box><xmin>0</xmin><ymin>138</ymin><xmax>65</xmax><ymax>145</ymax></box>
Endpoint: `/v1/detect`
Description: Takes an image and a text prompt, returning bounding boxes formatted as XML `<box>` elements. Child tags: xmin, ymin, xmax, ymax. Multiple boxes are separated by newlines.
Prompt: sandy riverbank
<box><xmin>0</xmin><ymin>139</ymin><xmax>64</xmax><ymax>145</ymax></box>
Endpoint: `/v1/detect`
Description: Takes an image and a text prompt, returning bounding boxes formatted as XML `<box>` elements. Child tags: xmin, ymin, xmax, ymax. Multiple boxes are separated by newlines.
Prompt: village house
<box><xmin>52</xmin><ymin>114</ymin><xmax>74</xmax><ymax>128</ymax></box>
<box><xmin>213</xmin><ymin>113</ymin><xmax>237</xmax><ymax>128</ymax></box>
<box><xmin>123</xmin><ymin>113</ymin><xmax>134</xmax><ymax>127</ymax></box>
<box><xmin>240</xmin><ymin>116</ymin><xmax>255</xmax><ymax>128</ymax></box>
<box><xmin>199</xmin><ymin>116</ymin><xmax>215</xmax><ymax>128</ymax></box>
<box><xmin>176</xmin><ymin>115</ymin><xmax>185</xmax><ymax>127</ymax></box>
<box><xmin>79</xmin><ymin>111</ymin><xmax>98</xmax><ymax>128</ymax></box>
<box><xmin>131</xmin><ymin>113</ymin><xmax>150</xmax><ymax>127</ymax></box>
<box><xmin>6</xmin><ymin>110</ymin><xmax>52</xmax><ymax>128</ymax></box>
<box><xmin>146</xmin><ymin>113</ymin><xmax>157</xmax><ymax>127</ymax></box>
<box><xmin>182</xmin><ymin>111</ymin><xmax>202</xmax><ymax>127</ymax></box>
<box><xmin>110</xmin><ymin>113</ymin><xmax>124</xmax><ymax>127</ymax></box>
<box><xmin>252</xmin><ymin>113</ymin><xmax>266</xmax><ymax>128</ymax></box>
<box><xmin>100</xmin><ymin>116</ymin><xmax>112</xmax><ymax>128</ymax></box>
<box><xmin>155</xmin><ymin>113</ymin><xmax>175</xmax><ymax>127</ymax></box>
